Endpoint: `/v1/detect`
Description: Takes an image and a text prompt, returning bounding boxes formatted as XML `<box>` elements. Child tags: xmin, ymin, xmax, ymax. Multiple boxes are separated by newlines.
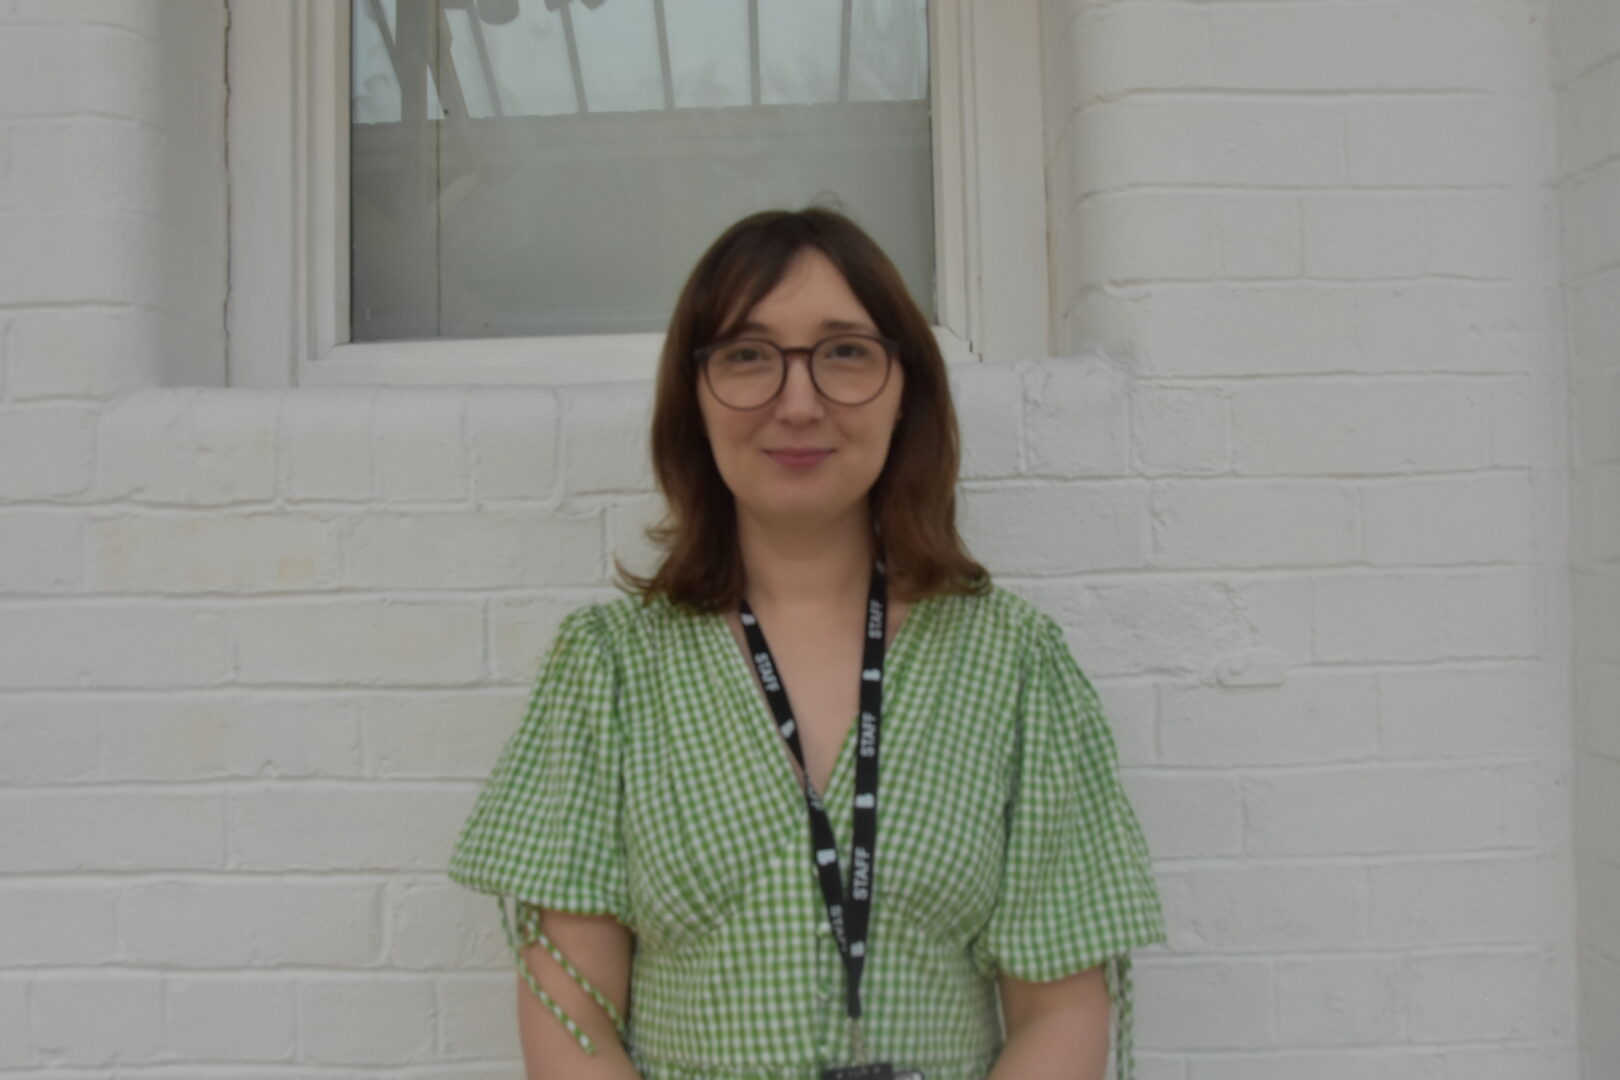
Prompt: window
<box><xmin>224</xmin><ymin>0</ymin><xmax>1046</xmax><ymax>387</ymax></box>
<box><xmin>350</xmin><ymin>0</ymin><xmax>932</xmax><ymax>341</ymax></box>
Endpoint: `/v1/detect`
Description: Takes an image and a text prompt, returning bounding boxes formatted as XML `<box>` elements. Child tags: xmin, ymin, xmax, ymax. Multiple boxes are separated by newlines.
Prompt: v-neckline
<box><xmin>707</xmin><ymin>592</ymin><xmax>937</xmax><ymax>824</ymax></box>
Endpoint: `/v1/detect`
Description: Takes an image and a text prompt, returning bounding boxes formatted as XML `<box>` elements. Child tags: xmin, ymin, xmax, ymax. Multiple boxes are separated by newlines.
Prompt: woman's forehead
<box><xmin>733</xmin><ymin>249</ymin><xmax>874</xmax><ymax>330</ymax></box>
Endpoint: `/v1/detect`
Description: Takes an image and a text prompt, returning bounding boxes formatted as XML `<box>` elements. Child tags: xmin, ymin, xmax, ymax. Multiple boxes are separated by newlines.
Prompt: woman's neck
<box><xmin>735</xmin><ymin>505</ymin><xmax>878</xmax><ymax>612</ymax></box>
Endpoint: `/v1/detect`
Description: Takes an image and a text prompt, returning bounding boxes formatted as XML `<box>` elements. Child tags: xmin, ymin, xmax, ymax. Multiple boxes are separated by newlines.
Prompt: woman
<box><xmin>448</xmin><ymin>208</ymin><xmax>1167</xmax><ymax>1080</ymax></box>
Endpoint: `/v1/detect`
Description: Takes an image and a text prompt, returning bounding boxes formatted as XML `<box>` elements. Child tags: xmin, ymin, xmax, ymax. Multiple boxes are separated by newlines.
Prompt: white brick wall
<box><xmin>1557</xmin><ymin>0</ymin><xmax>1620</xmax><ymax>1072</ymax></box>
<box><xmin>0</xmin><ymin>1</ymin><xmax>1605</xmax><ymax>1077</ymax></box>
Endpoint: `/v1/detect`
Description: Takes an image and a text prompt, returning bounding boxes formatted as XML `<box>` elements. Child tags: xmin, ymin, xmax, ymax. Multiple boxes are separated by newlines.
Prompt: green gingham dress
<box><xmin>448</xmin><ymin>583</ymin><xmax>1167</xmax><ymax>1080</ymax></box>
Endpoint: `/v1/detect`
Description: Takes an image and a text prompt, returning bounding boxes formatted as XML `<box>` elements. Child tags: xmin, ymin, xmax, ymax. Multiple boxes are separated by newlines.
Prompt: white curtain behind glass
<box><xmin>351</xmin><ymin>0</ymin><xmax>932</xmax><ymax>342</ymax></box>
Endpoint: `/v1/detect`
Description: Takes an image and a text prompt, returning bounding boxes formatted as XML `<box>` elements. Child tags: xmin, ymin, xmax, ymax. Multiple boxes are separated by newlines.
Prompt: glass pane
<box><xmin>758</xmin><ymin>0</ymin><xmax>842</xmax><ymax>105</ymax></box>
<box><xmin>666</xmin><ymin>0</ymin><xmax>749</xmax><ymax>108</ymax></box>
<box><xmin>350</xmin><ymin>0</ymin><xmax>934</xmax><ymax>343</ymax></box>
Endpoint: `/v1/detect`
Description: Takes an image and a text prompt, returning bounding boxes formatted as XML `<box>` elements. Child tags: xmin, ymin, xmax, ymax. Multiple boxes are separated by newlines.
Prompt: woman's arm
<box><xmin>516</xmin><ymin>908</ymin><xmax>641</xmax><ymax>1080</ymax></box>
<box><xmin>986</xmin><ymin>964</ymin><xmax>1111</xmax><ymax>1080</ymax></box>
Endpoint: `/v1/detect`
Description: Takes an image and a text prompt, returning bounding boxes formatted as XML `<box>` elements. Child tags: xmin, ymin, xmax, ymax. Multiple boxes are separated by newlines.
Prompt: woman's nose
<box><xmin>775</xmin><ymin>353</ymin><xmax>824</xmax><ymax>414</ymax></box>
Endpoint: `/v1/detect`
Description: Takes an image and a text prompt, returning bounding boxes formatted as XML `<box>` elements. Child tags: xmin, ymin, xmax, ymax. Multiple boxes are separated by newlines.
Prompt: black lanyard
<box><xmin>738</xmin><ymin>558</ymin><xmax>888</xmax><ymax>1037</ymax></box>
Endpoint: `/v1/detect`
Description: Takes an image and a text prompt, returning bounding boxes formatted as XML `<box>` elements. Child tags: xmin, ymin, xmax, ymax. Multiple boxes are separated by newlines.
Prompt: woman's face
<box><xmin>697</xmin><ymin>247</ymin><xmax>905</xmax><ymax>532</ymax></box>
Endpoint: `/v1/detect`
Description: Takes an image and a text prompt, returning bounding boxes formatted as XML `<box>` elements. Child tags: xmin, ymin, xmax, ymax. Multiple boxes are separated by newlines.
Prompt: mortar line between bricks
<box><xmin>3</xmin><ymin>870</ymin><xmax>467</xmax><ymax>883</ymax></box>
<box><xmin>0</xmin><ymin>753</ymin><xmax>1553</xmax><ymax>790</ymax></box>
<box><xmin>0</xmin><ymin>777</ymin><xmax>484</xmax><ymax>795</ymax></box>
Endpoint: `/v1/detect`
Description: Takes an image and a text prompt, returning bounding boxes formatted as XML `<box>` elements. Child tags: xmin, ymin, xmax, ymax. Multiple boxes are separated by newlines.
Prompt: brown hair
<box><xmin>611</xmin><ymin>207</ymin><xmax>991</xmax><ymax>613</ymax></box>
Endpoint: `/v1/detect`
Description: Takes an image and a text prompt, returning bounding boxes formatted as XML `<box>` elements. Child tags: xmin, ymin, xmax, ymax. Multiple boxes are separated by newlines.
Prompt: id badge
<box><xmin>819</xmin><ymin>1067</ymin><xmax>926</xmax><ymax>1080</ymax></box>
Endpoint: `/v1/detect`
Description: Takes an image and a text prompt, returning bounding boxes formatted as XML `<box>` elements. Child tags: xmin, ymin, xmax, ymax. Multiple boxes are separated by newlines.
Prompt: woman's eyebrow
<box><xmin>733</xmin><ymin>317</ymin><xmax>876</xmax><ymax>335</ymax></box>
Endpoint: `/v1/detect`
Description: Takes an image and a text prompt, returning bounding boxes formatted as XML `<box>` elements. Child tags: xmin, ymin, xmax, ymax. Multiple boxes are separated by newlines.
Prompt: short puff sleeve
<box><xmin>971</xmin><ymin>612</ymin><xmax>1167</xmax><ymax>1079</ymax></box>
<box><xmin>448</xmin><ymin>603</ymin><xmax>631</xmax><ymax>925</ymax></box>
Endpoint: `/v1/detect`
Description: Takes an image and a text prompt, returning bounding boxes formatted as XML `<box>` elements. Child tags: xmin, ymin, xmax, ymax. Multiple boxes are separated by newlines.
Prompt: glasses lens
<box><xmin>813</xmin><ymin>335</ymin><xmax>891</xmax><ymax>405</ymax></box>
<box><xmin>702</xmin><ymin>335</ymin><xmax>894</xmax><ymax>408</ymax></box>
<box><xmin>705</xmin><ymin>340</ymin><xmax>783</xmax><ymax>409</ymax></box>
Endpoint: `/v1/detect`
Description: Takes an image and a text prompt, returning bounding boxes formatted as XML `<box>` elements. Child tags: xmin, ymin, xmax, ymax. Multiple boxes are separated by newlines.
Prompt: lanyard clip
<box><xmin>850</xmin><ymin>1017</ymin><xmax>869</xmax><ymax>1065</ymax></box>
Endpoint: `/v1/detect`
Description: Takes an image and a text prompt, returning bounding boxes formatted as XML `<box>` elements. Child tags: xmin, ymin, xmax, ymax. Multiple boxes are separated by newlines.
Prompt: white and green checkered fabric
<box><xmin>449</xmin><ymin>584</ymin><xmax>1167</xmax><ymax>1080</ymax></box>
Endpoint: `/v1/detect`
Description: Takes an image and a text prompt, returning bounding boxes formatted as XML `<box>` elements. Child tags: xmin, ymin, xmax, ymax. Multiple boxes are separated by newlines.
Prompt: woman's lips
<box><xmin>766</xmin><ymin>449</ymin><xmax>832</xmax><ymax>468</ymax></box>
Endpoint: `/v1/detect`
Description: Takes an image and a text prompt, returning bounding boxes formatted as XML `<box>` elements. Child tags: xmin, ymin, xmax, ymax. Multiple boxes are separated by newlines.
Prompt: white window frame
<box><xmin>224</xmin><ymin>0</ymin><xmax>1047</xmax><ymax>388</ymax></box>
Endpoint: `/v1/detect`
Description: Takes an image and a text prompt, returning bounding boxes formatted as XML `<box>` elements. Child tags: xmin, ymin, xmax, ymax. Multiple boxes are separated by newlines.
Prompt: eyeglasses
<box><xmin>694</xmin><ymin>332</ymin><xmax>900</xmax><ymax>410</ymax></box>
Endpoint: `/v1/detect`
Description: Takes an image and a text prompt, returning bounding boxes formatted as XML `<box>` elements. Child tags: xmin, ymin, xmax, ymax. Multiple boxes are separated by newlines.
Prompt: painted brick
<box><xmin>1313</xmin><ymin>568</ymin><xmax>1543</xmax><ymax>664</ymax></box>
<box><xmin>1424</xmin><ymin>191</ymin><xmax>1549</xmax><ymax>282</ymax></box>
<box><xmin>0</xmin><ymin>701</ymin><xmax>99</xmax><ymax>783</ymax></box>
<box><xmin>88</xmin><ymin>512</ymin><xmax>343</xmax><ymax>592</ymax></box>
<box><xmin>227</xmin><ymin>785</ymin><xmax>470</xmax><ymax>871</ymax></box>
<box><xmin>1160</xmin><ymin>863</ymin><xmax>1365</xmax><ymax>953</ymax></box>
<box><xmin>1205</xmin><ymin>2</ymin><xmax>1504</xmax><ymax>92</ymax></box>
<box><xmin>467</xmin><ymin>386</ymin><xmax>559</xmax><ymax>500</ymax></box>
<box><xmin>1233</xmin><ymin>380</ymin><xmax>1491</xmax><ymax>475</ymax></box>
<box><xmin>1132</xmin><ymin>958</ymin><xmax>1273</xmax><ymax>1050</ymax></box>
<box><xmin>30</xmin><ymin>974</ymin><xmax>166</xmax><ymax>1065</ymax></box>
<box><xmin>0</xmin><ymin>887</ymin><xmax>117</xmax><ymax>964</ymax></box>
<box><xmin>166</xmin><ymin>977</ymin><xmax>297</xmax><ymax>1061</ymax></box>
<box><xmin>1159</xmin><ymin>672</ymin><xmax>1378</xmax><ymax>767</ymax></box>
<box><xmin>1275</xmin><ymin>955</ymin><xmax>1406</xmax><ymax>1044</ymax></box>
<box><xmin>959</xmin><ymin>482</ymin><xmax>1147</xmax><ymax>574</ymax></box>
<box><xmin>1150</xmin><ymin>480</ymin><xmax>1356</xmax><ymax>569</ymax></box>
<box><xmin>1367</xmin><ymin>855</ymin><xmax>1551</xmax><ymax>947</ymax></box>
<box><xmin>279</xmin><ymin>387</ymin><xmax>375</xmax><ymax>502</ymax></box>
<box><xmin>1215</xmin><ymin>193</ymin><xmax>1302</xmax><ymax>279</ymax></box>
<box><xmin>1352</xmin><ymin>283</ymin><xmax>1552</xmax><ymax>375</ymax></box>
<box><xmin>343</xmin><ymin>510</ymin><xmax>600</xmax><ymax>589</ymax></box>
<box><xmin>228</xmin><ymin>600</ymin><xmax>483</xmax><ymax>686</ymax></box>
<box><xmin>1127</xmin><ymin>772</ymin><xmax>1241</xmax><ymax>859</ymax></box>
<box><xmin>950</xmin><ymin>361</ymin><xmax>1022</xmax><ymax>479</ymax></box>
<box><xmin>561</xmin><ymin>382</ymin><xmax>655</xmax><ymax>494</ymax></box>
<box><xmin>371</xmin><ymin>387</ymin><xmax>467</xmax><ymax>502</ymax></box>
<box><xmin>389</xmin><ymin>879</ymin><xmax>510</xmax><ymax>970</ymax></box>
<box><xmin>96</xmin><ymin>696</ymin><xmax>363</xmax><ymax>781</ymax></box>
<box><xmin>1131</xmin><ymin>383</ymin><xmax>1229</xmax><ymax>476</ymax></box>
<box><xmin>1361</xmin><ymin>473</ymin><xmax>1539</xmax><ymax>566</ymax></box>
<box><xmin>1407</xmin><ymin>949</ymin><xmax>1557</xmax><ymax>1041</ymax></box>
<box><xmin>604</xmin><ymin>495</ymin><xmax>666</xmax><ymax>592</ymax></box>
<box><xmin>297</xmin><ymin>977</ymin><xmax>436</xmax><ymax>1066</ymax></box>
<box><xmin>1011</xmin><ymin>575</ymin><xmax>1296</xmax><ymax>679</ymax></box>
<box><xmin>1243</xmin><ymin>762</ymin><xmax>1541</xmax><ymax>856</ymax></box>
<box><xmin>0</xmin><ymin>405</ymin><xmax>95</xmax><ymax>499</ymax></box>
<box><xmin>1302</xmin><ymin>194</ymin><xmax>1426</xmax><ymax>280</ymax></box>
<box><xmin>1070</xmin><ymin>193</ymin><xmax>1219</xmax><ymax>283</ymax></box>
<box><xmin>1067</xmin><ymin>2</ymin><xmax>1209</xmax><ymax>108</ymax></box>
<box><xmin>0</xmin><ymin>604</ymin><xmax>228</xmax><ymax>688</ymax></box>
<box><xmin>11</xmin><ymin>118</ymin><xmax>222</xmax><ymax>217</ymax></box>
<box><xmin>1023</xmin><ymin>356</ymin><xmax>1129</xmax><ymax>477</ymax></box>
<box><xmin>0</xmin><ymin>980</ymin><xmax>25</xmax><ymax>1067</ymax></box>
<box><xmin>438</xmin><ymin>973</ymin><xmax>521</xmax><ymax>1058</ymax></box>
<box><xmin>1126</xmin><ymin>286</ymin><xmax>1362</xmax><ymax>378</ymax></box>
<box><xmin>1347</xmin><ymin>95</ymin><xmax>1545</xmax><ymax>187</ymax></box>
<box><xmin>5</xmin><ymin>307</ymin><xmax>163</xmax><ymax>400</ymax></box>
<box><xmin>1578</xmin><ymin>663</ymin><xmax>1620</xmax><ymax>760</ymax></box>
<box><xmin>1577</xmin><ymin>754</ymin><xmax>1620</xmax><ymax>867</ymax></box>
<box><xmin>95</xmin><ymin>390</ymin><xmax>277</xmax><ymax>506</ymax></box>
<box><xmin>1190</xmin><ymin>1051</ymin><xmax>1441</xmax><ymax>1080</ymax></box>
<box><xmin>0</xmin><ymin>791</ymin><xmax>225</xmax><ymax>871</ymax></box>
<box><xmin>1378</xmin><ymin>664</ymin><xmax>1554</xmax><ymax>759</ymax></box>
<box><xmin>489</xmin><ymin>590</ymin><xmax>619</xmax><ymax>683</ymax></box>
<box><xmin>1074</xmin><ymin>99</ymin><xmax>1344</xmax><ymax>194</ymax></box>
<box><xmin>0</xmin><ymin>510</ymin><xmax>82</xmax><ymax>591</ymax></box>
<box><xmin>120</xmin><ymin>880</ymin><xmax>382</xmax><ymax>967</ymax></box>
<box><xmin>1566</xmin><ymin>163</ymin><xmax>1620</xmax><ymax>281</ymax></box>
<box><xmin>359</xmin><ymin>692</ymin><xmax>519</xmax><ymax>779</ymax></box>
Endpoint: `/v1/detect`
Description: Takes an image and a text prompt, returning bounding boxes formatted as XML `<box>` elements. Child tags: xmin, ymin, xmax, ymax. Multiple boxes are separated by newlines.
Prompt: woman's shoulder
<box><xmin>925</xmin><ymin>580</ymin><xmax>1054</xmax><ymax>644</ymax></box>
<box><xmin>558</xmin><ymin>589</ymin><xmax>705</xmax><ymax>666</ymax></box>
